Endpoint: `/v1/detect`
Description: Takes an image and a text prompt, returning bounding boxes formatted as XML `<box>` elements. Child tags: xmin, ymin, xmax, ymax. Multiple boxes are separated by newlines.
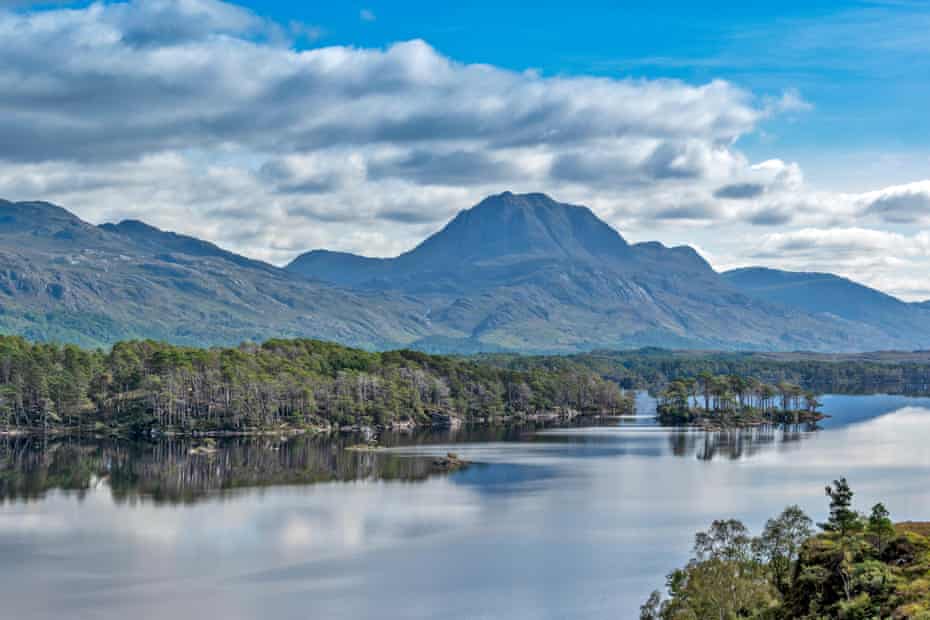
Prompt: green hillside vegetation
<box><xmin>481</xmin><ymin>348</ymin><xmax>930</xmax><ymax>396</ymax></box>
<box><xmin>0</xmin><ymin>336</ymin><xmax>630</xmax><ymax>434</ymax></box>
<box><xmin>642</xmin><ymin>479</ymin><xmax>930</xmax><ymax>619</ymax></box>
<box><xmin>656</xmin><ymin>373</ymin><xmax>824</xmax><ymax>427</ymax></box>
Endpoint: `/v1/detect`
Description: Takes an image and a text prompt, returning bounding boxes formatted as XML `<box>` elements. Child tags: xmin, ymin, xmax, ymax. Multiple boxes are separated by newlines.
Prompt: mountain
<box><xmin>723</xmin><ymin>267</ymin><xmax>930</xmax><ymax>345</ymax></box>
<box><xmin>288</xmin><ymin>192</ymin><xmax>911</xmax><ymax>353</ymax></box>
<box><xmin>290</xmin><ymin>192</ymin><xmax>712</xmax><ymax>290</ymax></box>
<box><xmin>4</xmin><ymin>193</ymin><xmax>929</xmax><ymax>353</ymax></box>
<box><xmin>0</xmin><ymin>199</ymin><xmax>431</xmax><ymax>349</ymax></box>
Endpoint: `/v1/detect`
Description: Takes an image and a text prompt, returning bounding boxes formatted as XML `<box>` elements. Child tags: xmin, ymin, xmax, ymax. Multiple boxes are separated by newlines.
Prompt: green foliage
<box><xmin>647</xmin><ymin>480</ymin><xmax>930</xmax><ymax>619</ymax></box>
<box><xmin>480</xmin><ymin>348</ymin><xmax>930</xmax><ymax>398</ymax></box>
<box><xmin>868</xmin><ymin>503</ymin><xmax>896</xmax><ymax>556</ymax></box>
<box><xmin>756</xmin><ymin>505</ymin><xmax>814</xmax><ymax>596</ymax></box>
<box><xmin>654</xmin><ymin>519</ymin><xmax>779</xmax><ymax>619</ymax></box>
<box><xmin>822</xmin><ymin>478</ymin><xmax>864</xmax><ymax>538</ymax></box>
<box><xmin>654</xmin><ymin>374</ymin><xmax>821</xmax><ymax>426</ymax></box>
<box><xmin>0</xmin><ymin>335</ymin><xmax>632</xmax><ymax>432</ymax></box>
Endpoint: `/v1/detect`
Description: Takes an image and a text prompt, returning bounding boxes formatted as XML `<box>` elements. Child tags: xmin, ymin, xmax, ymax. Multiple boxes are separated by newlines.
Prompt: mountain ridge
<box><xmin>0</xmin><ymin>198</ymin><xmax>433</xmax><ymax>349</ymax></box>
<box><xmin>723</xmin><ymin>266</ymin><xmax>930</xmax><ymax>346</ymax></box>
<box><xmin>2</xmin><ymin>194</ymin><xmax>929</xmax><ymax>353</ymax></box>
<box><xmin>287</xmin><ymin>192</ymin><xmax>929</xmax><ymax>352</ymax></box>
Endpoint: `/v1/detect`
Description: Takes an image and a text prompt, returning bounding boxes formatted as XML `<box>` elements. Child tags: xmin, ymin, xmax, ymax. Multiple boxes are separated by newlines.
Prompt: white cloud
<box><xmin>360</xmin><ymin>8</ymin><xmax>375</xmax><ymax>22</ymax></box>
<box><xmin>756</xmin><ymin>227</ymin><xmax>930</xmax><ymax>259</ymax></box>
<box><xmin>745</xmin><ymin>227</ymin><xmax>930</xmax><ymax>300</ymax></box>
<box><xmin>2</xmin><ymin>0</ymin><xmax>930</xmax><ymax>301</ymax></box>
<box><xmin>0</xmin><ymin>0</ymin><xmax>791</xmax><ymax>260</ymax></box>
<box><xmin>860</xmin><ymin>180</ymin><xmax>930</xmax><ymax>224</ymax></box>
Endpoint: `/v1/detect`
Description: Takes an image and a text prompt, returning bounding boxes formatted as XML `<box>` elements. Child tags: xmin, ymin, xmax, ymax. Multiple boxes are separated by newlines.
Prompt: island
<box><xmin>0</xmin><ymin>336</ymin><xmax>633</xmax><ymax>436</ymax></box>
<box><xmin>655</xmin><ymin>373</ymin><xmax>826</xmax><ymax>428</ymax></box>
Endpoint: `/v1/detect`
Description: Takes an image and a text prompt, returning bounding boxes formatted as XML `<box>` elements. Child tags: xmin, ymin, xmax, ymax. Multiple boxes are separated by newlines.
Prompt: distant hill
<box><xmin>3</xmin><ymin>193</ymin><xmax>930</xmax><ymax>353</ymax></box>
<box><xmin>0</xmin><ymin>199</ymin><xmax>431</xmax><ymax>349</ymax></box>
<box><xmin>288</xmin><ymin>192</ymin><xmax>917</xmax><ymax>353</ymax></box>
<box><xmin>723</xmin><ymin>267</ymin><xmax>930</xmax><ymax>346</ymax></box>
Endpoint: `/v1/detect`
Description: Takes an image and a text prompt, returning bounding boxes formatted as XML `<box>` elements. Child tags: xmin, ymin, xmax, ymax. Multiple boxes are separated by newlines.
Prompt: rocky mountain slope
<box><xmin>0</xmin><ymin>199</ymin><xmax>431</xmax><ymax>349</ymax></box>
<box><xmin>288</xmin><ymin>192</ymin><xmax>919</xmax><ymax>353</ymax></box>
<box><xmin>3</xmin><ymin>193</ymin><xmax>928</xmax><ymax>353</ymax></box>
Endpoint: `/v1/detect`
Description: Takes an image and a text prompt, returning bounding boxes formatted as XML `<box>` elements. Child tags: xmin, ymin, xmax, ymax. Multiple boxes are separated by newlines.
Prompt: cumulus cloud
<box><xmin>651</xmin><ymin>202</ymin><xmax>722</xmax><ymax>222</ymax></box>
<box><xmin>860</xmin><ymin>180</ymin><xmax>930</xmax><ymax>224</ymax></box>
<box><xmin>0</xmin><ymin>0</ymin><xmax>800</xmax><ymax>260</ymax></box>
<box><xmin>755</xmin><ymin>228</ymin><xmax>928</xmax><ymax>259</ymax></box>
<box><xmin>745</xmin><ymin>227</ymin><xmax>930</xmax><ymax>299</ymax></box>
<box><xmin>0</xmin><ymin>3</ymin><xmax>765</xmax><ymax>165</ymax></box>
<box><xmin>714</xmin><ymin>183</ymin><xmax>765</xmax><ymax>200</ymax></box>
<box><xmin>4</xmin><ymin>0</ymin><xmax>928</xmax><ymax>301</ymax></box>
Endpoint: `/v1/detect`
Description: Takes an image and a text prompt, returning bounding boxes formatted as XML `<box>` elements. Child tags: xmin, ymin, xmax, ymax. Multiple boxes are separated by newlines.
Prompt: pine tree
<box><xmin>820</xmin><ymin>478</ymin><xmax>862</xmax><ymax>537</ymax></box>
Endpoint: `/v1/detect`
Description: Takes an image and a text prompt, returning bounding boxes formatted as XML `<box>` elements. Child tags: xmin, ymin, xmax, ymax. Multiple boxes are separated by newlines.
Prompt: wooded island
<box><xmin>656</xmin><ymin>372</ymin><xmax>825</xmax><ymax>428</ymax></box>
<box><xmin>0</xmin><ymin>336</ymin><xmax>632</xmax><ymax>435</ymax></box>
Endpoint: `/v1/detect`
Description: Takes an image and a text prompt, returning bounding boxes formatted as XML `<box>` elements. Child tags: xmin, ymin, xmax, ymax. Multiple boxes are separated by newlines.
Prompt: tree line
<box><xmin>482</xmin><ymin>349</ymin><xmax>930</xmax><ymax>396</ymax></box>
<box><xmin>656</xmin><ymin>372</ymin><xmax>822</xmax><ymax>424</ymax></box>
<box><xmin>642</xmin><ymin>478</ymin><xmax>930</xmax><ymax>619</ymax></box>
<box><xmin>0</xmin><ymin>336</ymin><xmax>631</xmax><ymax>432</ymax></box>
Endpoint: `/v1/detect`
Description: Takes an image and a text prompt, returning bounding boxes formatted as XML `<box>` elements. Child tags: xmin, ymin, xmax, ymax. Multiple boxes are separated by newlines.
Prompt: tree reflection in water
<box><xmin>0</xmin><ymin>434</ymin><xmax>460</xmax><ymax>505</ymax></box>
<box><xmin>667</xmin><ymin>424</ymin><xmax>814</xmax><ymax>460</ymax></box>
<box><xmin>0</xmin><ymin>421</ymin><xmax>822</xmax><ymax>505</ymax></box>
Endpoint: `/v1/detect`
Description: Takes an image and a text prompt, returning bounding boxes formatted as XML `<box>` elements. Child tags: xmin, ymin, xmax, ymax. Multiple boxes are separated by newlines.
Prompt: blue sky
<box><xmin>248</xmin><ymin>0</ymin><xmax>930</xmax><ymax>184</ymax></box>
<box><xmin>2</xmin><ymin>0</ymin><xmax>930</xmax><ymax>298</ymax></box>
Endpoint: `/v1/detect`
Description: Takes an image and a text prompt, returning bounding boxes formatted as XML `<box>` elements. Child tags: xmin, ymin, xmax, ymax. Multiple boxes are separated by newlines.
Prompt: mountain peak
<box><xmin>100</xmin><ymin>219</ymin><xmax>275</xmax><ymax>272</ymax></box>
<box><xmin>0</xmin><ymin>198</ymin><xmax>88</xmax><ymax>227</ymax></box>
<box><xmin>402</xmin><ymin>191</ymin><xmax>630</xmax><ymax>267</ymax></box>
<box><xmin>0</xmin><ymin>198</ymin><xmax>112</xmax><ymax>245</ymax></box>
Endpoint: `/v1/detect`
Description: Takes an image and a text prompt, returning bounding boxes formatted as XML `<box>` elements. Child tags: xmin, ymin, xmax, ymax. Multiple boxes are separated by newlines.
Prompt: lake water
<box><xmin>4</xmin><ymin>393</ymin><xmax>930</xmax><ymax>619</ymax></box>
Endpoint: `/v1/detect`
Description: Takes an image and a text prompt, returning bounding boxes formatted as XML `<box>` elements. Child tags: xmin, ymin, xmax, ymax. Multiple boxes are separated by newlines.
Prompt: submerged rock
<box><xmin>431</xmin><ymin>452</ymin><xmax>469</xmax><ymax>472</ymax></box>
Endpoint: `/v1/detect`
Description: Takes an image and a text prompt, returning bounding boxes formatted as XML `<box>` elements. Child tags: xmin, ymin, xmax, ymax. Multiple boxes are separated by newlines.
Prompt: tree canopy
<box><xmin>0</xmin><ymin>336</ymin><xmax>631</xmax><ymax>433</ymax></box>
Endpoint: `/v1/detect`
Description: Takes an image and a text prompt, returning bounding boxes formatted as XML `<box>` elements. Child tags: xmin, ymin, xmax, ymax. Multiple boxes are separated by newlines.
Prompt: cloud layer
<box><xmin>0</xmin><ymin>0</ymin><xmax>929</xmax><ymax>299</ymax></box>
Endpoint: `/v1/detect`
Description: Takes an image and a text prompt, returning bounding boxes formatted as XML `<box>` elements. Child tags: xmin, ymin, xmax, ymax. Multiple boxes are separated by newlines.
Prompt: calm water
<box><xmin>3</xmin><ymin>394</ymin><xmax>930</xmax><ymax>619</ymax></box>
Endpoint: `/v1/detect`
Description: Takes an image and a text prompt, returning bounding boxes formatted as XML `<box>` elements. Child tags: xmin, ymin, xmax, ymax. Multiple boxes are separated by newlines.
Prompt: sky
<box><xmin>2</xmin><ymin>0</ymin><xmax>930</xmax><ymax>299</ymax></box>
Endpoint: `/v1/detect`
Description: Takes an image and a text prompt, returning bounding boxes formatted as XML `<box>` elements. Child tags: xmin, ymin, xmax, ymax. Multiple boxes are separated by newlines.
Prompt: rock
<box><xmin>431</xmin><ymin>452</ymin><xmax>469</xmax><ymax>472</ymax></box>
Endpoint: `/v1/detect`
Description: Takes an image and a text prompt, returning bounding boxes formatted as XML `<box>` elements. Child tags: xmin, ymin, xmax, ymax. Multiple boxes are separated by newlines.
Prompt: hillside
<box><xmin>288</xmin><ymin>192</ymin><xmax>912</xmax><ymax>353</ymax></box>
<box><xmin>724</xmin><ymin>267</ymin><xmax>930</xmax><ymax>345</ymax></box>
<box><xmin>643</xmin><ymin>481</ymin><xmax>930</xmax><ymax>619</ymax></box>
<box><xmin>0</xmin><ymin>199</ymin><xmax>432</xmax><ymax>349</ymax></box>
<box><xmin>3</xmin><ymin>193</ymin><xmax>930</xmax><ymax>353</ymax></box>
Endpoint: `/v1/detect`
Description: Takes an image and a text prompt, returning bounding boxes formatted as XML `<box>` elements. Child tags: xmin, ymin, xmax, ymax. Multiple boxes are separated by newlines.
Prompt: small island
<box><xmin>656</xmin><ymin>373</ymin><xmax>826</xmax><ymax>428</ymax></box>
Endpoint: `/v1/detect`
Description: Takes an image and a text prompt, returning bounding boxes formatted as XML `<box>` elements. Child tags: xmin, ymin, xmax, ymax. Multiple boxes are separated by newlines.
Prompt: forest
<box><xmin>0</xmin><ymin>336</ymin><xmax>630</xmax><ymax>434</ymax></box>
<box><xmin>482</xmin><ymin>348</ymin><xmax>930</xmax><ymax>396</ymax></box>
<box><xmin>641</xmin><ymin>479</ymin><xmax>930</xmax><ymax>619</ymax></box>
<box><xmin>656</xmin><ymin>373</ymin><xmax>824</xmax><ymax>426</ymax></box>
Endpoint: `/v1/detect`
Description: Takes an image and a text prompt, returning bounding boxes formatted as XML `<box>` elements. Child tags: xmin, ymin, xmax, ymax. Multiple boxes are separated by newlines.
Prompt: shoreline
<box><xmin>656</xmin><ymin>409</ymin><xmax>829</xmax><ymax>430</ymax></box>
<box><xmin>0</xmin><ymin>409</ymin><xmax>618</xmax><ymax>439</ymax></box>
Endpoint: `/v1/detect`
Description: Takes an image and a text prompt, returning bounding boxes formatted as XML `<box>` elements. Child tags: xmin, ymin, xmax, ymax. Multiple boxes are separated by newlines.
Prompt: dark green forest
<box><xmin>482</xmin><ymin>349</ymin><xmax>930</xmax><ymax>396</ymax></box>
<box><xmin>0</xmin><ymin>336</ymin><xmax>630</xmax><ymax>433</ymax></box>
<box><xmin>656</xmin><ymin>373</ymin><xmax>824</xmax><ymax>426</ymax></box>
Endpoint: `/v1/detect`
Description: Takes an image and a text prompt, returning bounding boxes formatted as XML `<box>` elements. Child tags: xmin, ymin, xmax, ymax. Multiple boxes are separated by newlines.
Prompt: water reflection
<box><xmin>667</xmin><ymin>425</ymin><xmax>808</xmax><ymax>460</ymax></box>
<box><xmin>2</xmin><ymin>394</ymin><xmax>930</xmax><ymax>620</ymax></box>
<box><xmin>0</xmin><ymin>406</ymin><xmax>856</xmax><ymax>505</ymax></box>
<box><xmin>0</xmin><ymin>435</ymin><xmax>458</xmax><ymax>505</ymax></box>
